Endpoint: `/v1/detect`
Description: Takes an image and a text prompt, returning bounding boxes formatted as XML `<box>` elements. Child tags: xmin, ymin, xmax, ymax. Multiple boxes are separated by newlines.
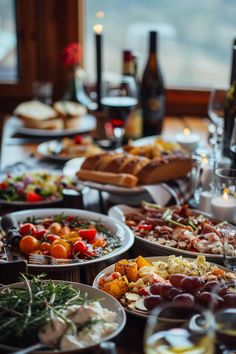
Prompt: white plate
<box><xmin>8</xmin><ymin>115</ymin><xmax>96</xmax><ymax>137</ymax></box>
<box><xmin>0</xmin><ymin>169</ymin><xmax>68</xmax><ymax>206</ymax></box>
<box><xmin>8</xmin><ymin>208</ymin><xmax>134</xmax><ymax>269</ymax></box>
<box><xmin>108</xmin><ymin>204</ymin><xmax>224</xmax><ymax>262</ymax></box>
<box><xmin>37</xmin><ymin>140</ymin><xmax>74</xmax><ymax>162</ymax></box>
<box><xmin>93</xmin><ymin>256</ymin><xmax>228</xmax><ymax>318</ymax></box>
<box><xmin>63</xmin><ymin>157</ymin><xmax>147</xmax><ymax>195</ymax></box>
<box><xmin>0</xmin><ymin>281</ymin><xmax>126</xmax><ymax>353</ymax></box>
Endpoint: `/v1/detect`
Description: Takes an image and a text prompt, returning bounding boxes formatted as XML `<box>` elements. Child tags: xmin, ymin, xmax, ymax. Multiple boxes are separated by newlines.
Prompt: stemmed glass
<box><xmin>210</xmin><ymin>281</ymin><xmax>236</xmax><ymax>354</ymax></box>
<box><xmin>144</xmin><ymin>302</ymin><xmax>215</xmax><ymax>354</ymax></box>
<box><xmin>101</xmin><ymin>75</ymin><xmax>138</xmax><ymax>148</ymax></box>
<box><xmin>229</xmin><ymin>117</ymin><xmax>236</xmax><ymax>168</ymax></box>
<box><xmin>208</xmin><ymin>88</ymin><xmax>226</xmax><ymax>160</ymax></box>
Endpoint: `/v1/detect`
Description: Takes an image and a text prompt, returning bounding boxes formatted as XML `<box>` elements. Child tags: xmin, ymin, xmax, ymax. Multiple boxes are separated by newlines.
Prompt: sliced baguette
<box><xmin>137</xmin><ymin>156</ymin><xmax>193</xmax><ymax>185</ymax></box>
<box><xmin>77</xmin><ymin>169</ymin><xmax>138</xmax><ymax>188</ymax></box>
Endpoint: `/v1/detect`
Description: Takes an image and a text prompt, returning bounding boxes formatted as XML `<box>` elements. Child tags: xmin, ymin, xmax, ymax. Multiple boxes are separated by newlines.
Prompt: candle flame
<box><xmin>96</xmin><ymin>11</ymin><xmax>105</xmax><ymax>18</ymax></box>
<box><xmin>93</xmin><ymin>24</ymin><xmax>103</xmax><ymax>34</ymax></box>
<box><xmin>183</xmin><ymin>128</ymin><xmax>191</xmax><ymax>136</ymax></box>
<box><xmin>223</xmin><ymin>188</ymin><xmax>229</xmax><ymax>200</ymax></box>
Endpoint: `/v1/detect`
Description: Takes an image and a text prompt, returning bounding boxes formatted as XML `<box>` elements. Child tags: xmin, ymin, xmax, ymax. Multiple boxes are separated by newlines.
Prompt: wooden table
<box><xmin>0</xmin><ymin>116</ymin><xmax>210</xmax><ymax>354</ymax></box>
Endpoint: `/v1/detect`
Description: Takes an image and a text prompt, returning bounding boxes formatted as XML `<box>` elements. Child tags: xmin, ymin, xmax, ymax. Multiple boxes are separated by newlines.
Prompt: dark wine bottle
<box><xmin>141</xmin><ymin>31</ymin><xmax>165</xmax><ymax>136</ymax></box>
<box><xmin>223</xmin><ymin>38</ymin><xmax>236</xmax><ymax>157</ymax></box>
<box><xmin>122</xmin><ymin>50</ymin><xmax>142</xmax><ymax>139</ymax></box>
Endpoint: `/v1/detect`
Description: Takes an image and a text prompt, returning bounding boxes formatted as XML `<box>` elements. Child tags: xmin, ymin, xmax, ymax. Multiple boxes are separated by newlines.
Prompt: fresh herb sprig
<box><xmin>0</xmin><ymin>274</ymin><xmax>89</xmax><ymax>348</ymax></box>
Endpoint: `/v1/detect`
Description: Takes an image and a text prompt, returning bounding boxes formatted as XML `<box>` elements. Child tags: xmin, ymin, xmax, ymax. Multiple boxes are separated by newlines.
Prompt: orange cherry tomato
<box><xmin>51</xmin><ymin>239</ymin><xmax>70</xmax><ymax>250</ymax></box>
<box><xmin>50</xmin><ymin>243</ymin><xmax>69</xmax><ymax>259</ymax></box>
<box><xmin>19</xmin><ymin>235</ymin><xmax>40</xmax><ymax>255</ymax></box>
<box><xmin>92</xmin><ymin>238</ymin><xmax>107</xmax><ymax>248</ymax></box>
<box><xmin>40</xmin><ymin>242</ymin><xmax>51</xmax><ymax>252</ymax></box>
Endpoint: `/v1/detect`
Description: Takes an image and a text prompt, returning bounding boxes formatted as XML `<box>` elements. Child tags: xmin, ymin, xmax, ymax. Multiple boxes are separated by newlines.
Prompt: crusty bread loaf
<box><xmin>77</xmin><ymin>169</ymin><xmax>138</xmax><ymax>188</ymax></box>
<box><xmin>23</xmin><ymin>118</ymin><xmax>64</xmax><ymax>130</ymax></box>
<box><xmin>14</xmin><ymin>100</ymin><xmax>57</xmax><ymax>121</ymax></box>
<box><xmin>53</xmin><ymin>101</ymin><xmax>87</xmax><ymax>117</ymax></box>
<box><xmin>78</xmin><ymin>152</ymin><xmax>193</xmax><ymax>188</ymax></box>
<box><xmin>137</xmin><ymin>155</ymin><xmax>193</xmax><ymax>185</ymax></box>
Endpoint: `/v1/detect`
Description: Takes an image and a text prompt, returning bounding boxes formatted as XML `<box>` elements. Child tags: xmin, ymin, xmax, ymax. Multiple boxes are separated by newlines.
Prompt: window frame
<box><xmin>0</xmin><ymin>0</ymin><xmax>210</xmax><ymax>117</ymax></box>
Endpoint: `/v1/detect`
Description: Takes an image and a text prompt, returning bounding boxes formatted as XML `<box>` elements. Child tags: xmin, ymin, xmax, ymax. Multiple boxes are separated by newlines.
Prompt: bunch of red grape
<box><xmin>143</xmin><ymin>274</ymin><xmax>236</xmax><ymax>311</ymax></box>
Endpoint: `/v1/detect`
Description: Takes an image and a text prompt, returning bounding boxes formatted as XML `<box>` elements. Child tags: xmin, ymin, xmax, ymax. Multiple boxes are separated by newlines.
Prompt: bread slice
<box><xmin>14</xmin><ymin>100</ymin><xmax>57</xmax><ymax>121</ymax></box>
<box><xmin>77</xmin><ymin>169</ymin><xmax>138</xmax><ymax>188</ymax></box>
<box><xmin>137</xmin><ymin>156</ymin><xmax>193</xmax><ymax>185</ymax></box>
<box><xmin>53</xmin><ymin>101</ymin><xmax>87</xmax><ymax>117</ymax></box>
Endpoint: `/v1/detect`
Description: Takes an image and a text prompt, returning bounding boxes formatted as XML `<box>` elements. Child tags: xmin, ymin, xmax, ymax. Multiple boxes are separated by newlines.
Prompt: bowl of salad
<box><xmin>0</xmin><ymin>276</ymin><xmax>126</xmax><ymax>353</ymax></box>
<box><xmin>0</xmin><ymin>170</ymin><xmax>76</xmax><ymax>206</ymax></box>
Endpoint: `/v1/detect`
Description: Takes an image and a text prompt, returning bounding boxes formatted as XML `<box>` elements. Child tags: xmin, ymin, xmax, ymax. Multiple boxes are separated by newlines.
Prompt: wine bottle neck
<box><xmin>149</xmin><ymin>31</ymin><xmax>157</xmax><ymax>54</ymax></box>
<box><xmin>230</xmin><ymin>45</ymin><xmax>236</xmax><ymax>86</ymax></box>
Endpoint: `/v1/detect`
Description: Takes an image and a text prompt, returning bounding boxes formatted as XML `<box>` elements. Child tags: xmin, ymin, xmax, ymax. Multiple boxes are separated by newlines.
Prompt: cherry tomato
<box><xmin>50</xmin><ymin>244</ymin><xmax>69</xmax><ymax>259</ymax></box>
<box><xmin>73</xmin><ymin>135</ymin><xmax>83</xmax><ymax>144</ymax></box>
<box><xmin>137</xmin><ymin>224</ymin><xmax>152</xmax><ymax>231</ymax></box>
<box><xmin>0</xmin><ymin>182</ymin><xmax>8</xmax><ymax>190</ymax></box>
<box><xmin>51</xmin><ymin>239</ymin><xmax>71</xmax><ymax>251</ymax></box>
<box><xmin>78</xmin><ymin>229</ymin><xmax>97</xmax><ymax>241</ymax></box>
<box><xmin>46</xmin><ymin>234</ymin><xmax>61</xmax><ymax>243</ymax></box>
<box><xmin>92</xmin><ymin>238</ymin><xmax>107</xmax><ymax>248</ymax></box>
<box><xmin>139</xmin><ymin>288</ymin><xmax>149</xmax><ymax>296</ymax></box>
<box><xmin>35</xmin><ymin>229</ymin><xmax>46</xmax><ymax>240</ymax></box>
<box><xmin>19</xmin><ymin>235</ymin><xmax>40</xmax><ymax>255</ymax></box>
<box><xmin>65</xmin><ymin>216</ymin><xmax>75</xmax><ymax>222</ymax></box>
<box><xmin>73</xmin><ymin>240</ymin><xmax>87</xmax><ymax>253</ymax></box>
<box><xmin>26</xmin><ymin>191</ymin><xmax>43</xmax><ymax>202</ymax></box>
<box><xmin>40</xmin><ymin>242</ymin><xmax>51</xmax><ymax>252</ymax></box>
<box><xmin>19</xmin><ymin>223</ymin><xmax>37</xmax><ymax>236</ymax></box>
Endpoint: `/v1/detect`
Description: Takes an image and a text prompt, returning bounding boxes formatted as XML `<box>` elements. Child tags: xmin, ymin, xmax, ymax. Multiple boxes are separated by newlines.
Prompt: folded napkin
<box><xmin>143</xmin><ymin>177</ymin><xmax>193</xmax><ymax>206</ymax></box>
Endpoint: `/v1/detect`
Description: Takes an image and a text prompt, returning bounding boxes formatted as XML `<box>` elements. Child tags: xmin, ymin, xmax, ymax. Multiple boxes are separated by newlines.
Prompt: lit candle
<box><xmin>211</xmin><ymin>189</ymin><xmax>236</xmax><ymax>223</ymax></box>
<box><xmin>200</xmin><ymin>155</ymin><xmax>214</xmax><ymax>191</ymax></box>
<box><xmin>199</xmin><ymin>190</ymin><xmax>212</xmax><ymax>214</ymax></box>
<box><xmin>176</xmin><ymin>128</ymin><xmax>200</xmax><ymax>152</ymax></box>
<box><xmin>93</xmin><ymin>24</ymin><xmax>103</xmax><ymax>111</ymax></box>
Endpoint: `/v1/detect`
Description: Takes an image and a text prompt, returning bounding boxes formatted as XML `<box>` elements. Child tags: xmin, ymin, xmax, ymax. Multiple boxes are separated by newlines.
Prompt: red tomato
<box><xmin>35</xmin><ymin>229</ymin><xmax>46</xmax><ymax>240</ymax></box>
<box><xmin>26</xmin><ymin>191</ymin><xmax>43</xmax><ymax>202</ymax></box>
<box><xmin>20</xmin><ymin>223</ymin><xmax>37</xmax><ymax>236</ymax></box>
<box><xmin>73</xmin><ymin>135</ymin><xmax>83</xmax><ymax>144</ymax></box>
<box><xmin>50</xmin><ymin>244</ymin><xmax>69</xmax><ymax>259</ymax></box>
<box><xmin>46</xmin><ymin>234</ymin><xmax>61</xmax><ymax>243</ymax></box>
<box><xmin>78</xmin><ymin>229</ymin><xmax>97</xmax><ymax>241</ymax></box>
<box><xmin>0</xmin><ymin>182</ymin><xmax>8</xmax><ymax>190</ymax></box>
<box><xmin>137</xmin><ymin>224</ymin><xmax>153</xmax><ymax>231</ymax></box>
<box><xmin>65</xmin><ymin>216</ymin><xmax>75</xmax><ymax>222</ymax></box>
<box><xmin>73</xmin><ymin>240</ymin><xmax>88</xmax><ymax>253</ymax></box>
<box><xmin>19</xmin><ymin>236</ymin><xmax>40</xmax><ymax>255</ymax></box>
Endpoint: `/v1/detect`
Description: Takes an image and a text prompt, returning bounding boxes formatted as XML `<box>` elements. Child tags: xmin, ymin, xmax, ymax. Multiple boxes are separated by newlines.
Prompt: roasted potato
<box><xmin>115</xmin><ymin>259</ymin><xmax>138</xmax><ymax>281</ymax></box>
<box><xmin>135</xmin><ymin>255</ymin><xmax>151</xmax><ymax>269</ymax></box>
<box><xmin>99</xmin><ymin>276</ymin><xmax>129</xmax><ymax>299</ymax></box>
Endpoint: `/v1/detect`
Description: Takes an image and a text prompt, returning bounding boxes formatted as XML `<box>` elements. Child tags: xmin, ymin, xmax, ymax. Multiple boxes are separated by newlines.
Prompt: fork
<box><xmin>28</xmin><ymin>253</ymin><xmax>84</xmax><ymax>265</ymax></box>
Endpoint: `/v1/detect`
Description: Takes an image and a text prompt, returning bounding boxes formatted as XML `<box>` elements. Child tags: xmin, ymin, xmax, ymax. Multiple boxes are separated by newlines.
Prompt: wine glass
<box><xmin>144</xmin><ymin>302</ymin><xmax>215</xmax><ymax>354</ymax></box>
<box><xmin>230</xmin><ymin>117</ymin><xmax>236</xmax><ymax>168</ymax></box>
<box><xmin>101</xmin><ymin>75</ymin><xmax>138</xmax><ymax>148</ymax></box>
<box><xmin>208</xmin><ymin>88</ymin><xmax>226</xmax><ymax>159</ymax></box>
<box><xmin>211</xmin><ymin>280</ymin><xmax>236</xmax><ymax>354</ymax></box>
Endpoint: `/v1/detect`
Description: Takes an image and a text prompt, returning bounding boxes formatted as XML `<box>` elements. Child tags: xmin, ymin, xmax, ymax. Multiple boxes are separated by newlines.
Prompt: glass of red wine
<box><xmin>101</xmin><ymin>75</ymin><xmax>138</xmax><ymax>148</ymax></box>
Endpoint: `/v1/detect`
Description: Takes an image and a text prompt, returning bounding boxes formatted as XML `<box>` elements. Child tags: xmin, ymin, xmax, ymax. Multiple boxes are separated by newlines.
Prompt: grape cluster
<box><xmin>143</xmin><ymin>274</ymin><xmax>236</xmax><ymax>311</ymax></box>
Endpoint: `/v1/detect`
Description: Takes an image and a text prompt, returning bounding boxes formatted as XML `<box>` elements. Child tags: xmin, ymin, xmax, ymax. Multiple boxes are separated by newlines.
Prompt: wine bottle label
<box><xmin>143</xmin><ymin>95</ymin><xmax>165</xmax><ymax>123</ymax></box>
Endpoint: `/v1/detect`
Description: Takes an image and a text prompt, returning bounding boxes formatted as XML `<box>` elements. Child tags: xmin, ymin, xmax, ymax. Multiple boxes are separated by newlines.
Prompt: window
<box><xmin>84</xmin><ymin>0</ymin><xmax>236</xmax><ymax>89</ymax></box>
<box><xmin>0</xmin><ymin>0</ymin><xmax>18</xmax><ymax>82</ymax></box>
